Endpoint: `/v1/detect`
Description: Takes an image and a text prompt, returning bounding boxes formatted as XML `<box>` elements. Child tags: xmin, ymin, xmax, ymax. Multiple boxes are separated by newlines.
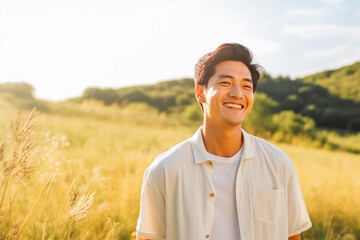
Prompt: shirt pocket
<box><xmin>252</xmin><ymin>188</ymin><xmax>285</xmax><ymax>224</ymax></box>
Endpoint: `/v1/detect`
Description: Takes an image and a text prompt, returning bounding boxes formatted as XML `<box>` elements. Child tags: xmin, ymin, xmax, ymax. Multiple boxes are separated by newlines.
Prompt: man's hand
<box><xmin>289</xmin><ymin>234</ymin><xmax>301</xmax><ymax>240</ymax></box>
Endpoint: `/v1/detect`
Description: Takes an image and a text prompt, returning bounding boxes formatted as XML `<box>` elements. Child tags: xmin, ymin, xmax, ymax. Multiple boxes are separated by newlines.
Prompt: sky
<box><xmin>0</xmin><ymin>0</ymin><xmax>359</xmax><ymax>101</ymax></box>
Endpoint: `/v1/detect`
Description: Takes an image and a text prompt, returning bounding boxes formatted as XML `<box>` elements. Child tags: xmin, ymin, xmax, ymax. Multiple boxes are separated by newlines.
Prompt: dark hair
<box><xmin>194</xmin><ymin>43</ymin><xmax>266</xmax><ymax>92</ymax></box>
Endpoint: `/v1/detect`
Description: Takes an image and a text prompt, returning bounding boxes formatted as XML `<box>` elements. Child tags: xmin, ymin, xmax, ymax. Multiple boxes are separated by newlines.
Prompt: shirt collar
<box><xmin>190</xmin><ymin>127</ymin><xmax>255</xmax><ymax>164</ymax></box>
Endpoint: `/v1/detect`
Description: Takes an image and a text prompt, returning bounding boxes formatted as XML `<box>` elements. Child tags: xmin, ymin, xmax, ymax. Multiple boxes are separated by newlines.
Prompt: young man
<box><xmin>136</xmin><ymin>43</ymin><xmax>311</xmax><ymax>240</ymax></box>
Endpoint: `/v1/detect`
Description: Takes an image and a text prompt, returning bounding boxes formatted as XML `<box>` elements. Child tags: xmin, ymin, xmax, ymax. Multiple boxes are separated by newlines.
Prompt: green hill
<box><xmin>0</xmin><ymin>82</ymin><xmax>49</xmax><ymax>111</ymax></box>
<box><xmin>302</xmin><ymin>62</ymin><xmax>360</xmax><ymax>102</ymax></box>
<box><xmin>2</xmin><ymin>61</ymin><xmax>359</xmax><ymax>132</ymax></box>
<box><xmin>82</xmin><ymin>78</ymin><xmax>196</xmax><ymax>112</ymax></box>
<box><xmin>79</xmin><ymin>67</ymin><xmax>360</xmax><ymax>131</ymax></box>
<box><xmin>256</xmin><ymin>76</ymin><xmax>360</xmax><ymax>131</ymax></box>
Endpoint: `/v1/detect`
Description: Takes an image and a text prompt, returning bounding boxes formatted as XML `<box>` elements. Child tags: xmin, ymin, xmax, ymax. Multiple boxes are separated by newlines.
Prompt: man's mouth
<box><xmin>223</xmin><ymin>102</ymin><xmax>244</xmax><ymax>109</ymax></box>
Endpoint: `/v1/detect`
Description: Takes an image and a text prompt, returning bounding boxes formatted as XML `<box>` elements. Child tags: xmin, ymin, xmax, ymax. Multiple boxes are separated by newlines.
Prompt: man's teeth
<box><xmin>224</xmin><ymin>103</ymin><xmax>243</xmax><ymax>109</ymax></box>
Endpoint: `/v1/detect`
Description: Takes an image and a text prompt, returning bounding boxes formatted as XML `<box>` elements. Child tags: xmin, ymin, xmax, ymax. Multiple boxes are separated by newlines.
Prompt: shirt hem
<box><xmin>136</xmin><ymin>231</ymin><xmax>166</xmax><ymax>240</ymax></box>
<box><xmin>289</xmin><ymin>221</ymin><xmax>312</xmax><ymax>237</ymax></box>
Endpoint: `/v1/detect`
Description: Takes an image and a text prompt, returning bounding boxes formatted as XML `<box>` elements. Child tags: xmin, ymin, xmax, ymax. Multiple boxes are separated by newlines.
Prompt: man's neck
<box><xmin>201</xmin><ymin>122</ymin><xmax>243</xmax><ymax>158</ymax></box>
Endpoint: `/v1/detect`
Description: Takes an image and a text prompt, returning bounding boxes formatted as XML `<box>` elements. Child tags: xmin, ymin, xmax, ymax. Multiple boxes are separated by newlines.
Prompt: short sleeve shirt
<box><xmin>136</xmin><ymin>128</ymin><xmax>312</xmax><ymax>240</ymax></box>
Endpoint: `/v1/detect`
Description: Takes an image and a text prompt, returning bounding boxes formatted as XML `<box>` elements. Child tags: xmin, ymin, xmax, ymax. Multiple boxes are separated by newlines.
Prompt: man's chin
<box><xmin>224</xmin><ymin>119</ymin><xmax>244</xmax><ymax>128</ymax></box>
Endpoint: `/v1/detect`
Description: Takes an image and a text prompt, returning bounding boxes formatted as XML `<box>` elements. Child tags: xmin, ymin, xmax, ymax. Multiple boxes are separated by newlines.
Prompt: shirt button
<box><xmin>205</xmin><ymin>234</ymin><xmax>210</xmax><ymax>238</ymax></box>
<box><xmin>206</xmin><ymin>161</ymin><xmax>213</xmax><ymax>167</ymax></box>
<box><xmin>209</xmin><ymin>193</ymin><xmax>215</xmax><ymax>197</ymax></box>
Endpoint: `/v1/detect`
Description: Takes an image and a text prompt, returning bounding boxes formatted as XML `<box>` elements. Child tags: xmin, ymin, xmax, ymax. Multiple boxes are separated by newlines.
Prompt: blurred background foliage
<box><xmin>1</xmin><ymin>61</ymin><xmax>359</xmax><ymax>153</ymax></box>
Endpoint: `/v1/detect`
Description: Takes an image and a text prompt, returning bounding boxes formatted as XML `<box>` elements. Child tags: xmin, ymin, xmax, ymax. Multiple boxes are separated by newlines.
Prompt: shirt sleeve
<box><xmin>286</xmin><ymin>162</ymin><xmax>312</xmax><ymax>236</ymax></box>
<box><xmin>136</xmin><ymin>167</ymin><xmax>166</xmax><ymax>240</ymax></box>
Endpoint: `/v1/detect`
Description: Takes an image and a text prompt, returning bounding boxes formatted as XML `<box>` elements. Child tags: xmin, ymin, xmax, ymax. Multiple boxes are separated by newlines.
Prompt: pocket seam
<box><xmin>252</xmin><ymin>188</ymin><xmax>284</xmax><ymax>224</ymax></box>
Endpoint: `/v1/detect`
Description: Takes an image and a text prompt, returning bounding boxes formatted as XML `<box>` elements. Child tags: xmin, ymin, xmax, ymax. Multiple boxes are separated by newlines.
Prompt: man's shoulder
<box><xmin>247</xmin><ymin>132</ymin><xmax>293</xmax><ymax>165</ymax></box>
<box><xmin>246</xmin><ymin>133</ymin><xmax>297</xmax><ymax>178</ymax></box>
<box><xmin>252</xmin><ymin>134</ymin><xmax>287</xmax><ymax>154</ymax></box>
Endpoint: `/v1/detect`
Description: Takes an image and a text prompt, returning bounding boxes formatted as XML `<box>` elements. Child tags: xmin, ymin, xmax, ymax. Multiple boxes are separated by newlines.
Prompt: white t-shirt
<box><xmin>207</xmin><ymin>148</ymin><xmax>242</xmax><ymax>240</ymax></box>
<box><xmin>136</xmin><ymin>127</ymin><xmax>312</xmax><ymax>240</ymax></box>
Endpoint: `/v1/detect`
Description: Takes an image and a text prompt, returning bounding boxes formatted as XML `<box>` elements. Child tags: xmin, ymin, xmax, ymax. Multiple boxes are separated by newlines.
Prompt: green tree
<box><xmin>0</xmin><ymin>82</ymin><xmax>34</xmax><ymax>99</ymax></box>
<box><xmin>272</xmin><ymin>110</ymin><xmax>316</xmax><ymax>136</ymax></box>
<box><xmin>181</xmin><ymin>102</ymin><xmax>203</xmax><ymax>123</ymax></box>
<box><xmin>243</xmin><ymin>93</ymin><xmax>278</xmax><ymax>134</ymax></box>
<box><xmin>83</xmin><ymin>88</ymin><xmax>120</xmax><ymax>105</ymax></box>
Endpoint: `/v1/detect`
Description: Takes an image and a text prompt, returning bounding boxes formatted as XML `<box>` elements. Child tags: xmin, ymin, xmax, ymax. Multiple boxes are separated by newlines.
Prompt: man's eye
<box><xmin>220</xmin><ymin>81</ymin><xmax>230</xmax><ymax>85</ymax></box>
<box><xmin>244</xmin><ymin>85</ymin><xmax>252</xmax><ymax>89</ymax></box>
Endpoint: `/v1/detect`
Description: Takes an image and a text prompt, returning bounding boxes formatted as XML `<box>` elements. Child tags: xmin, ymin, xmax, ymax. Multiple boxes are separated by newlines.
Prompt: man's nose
<box><xmin>228</xmin><ymin>85</ymin><xmax>243</xmax><ymax>98</ymax></box>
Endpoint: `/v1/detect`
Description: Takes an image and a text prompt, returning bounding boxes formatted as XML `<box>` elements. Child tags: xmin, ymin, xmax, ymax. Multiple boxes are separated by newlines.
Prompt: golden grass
<box><xmin>0</xmin><ymin>103</ymin><xmax>358</xmax><ymax>239</ymax></box>
<box><xmin>277</xmin><ymin>143</ymin><xmax>360</xmax><ymax>239</ymax></box>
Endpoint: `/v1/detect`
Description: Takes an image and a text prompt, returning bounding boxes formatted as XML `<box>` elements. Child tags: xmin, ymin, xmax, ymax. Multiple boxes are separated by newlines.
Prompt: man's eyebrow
<box><xmin>218</xmin><ymin>74</ymin><xmax>234</xmax><ymax>79</ymax></box>
<box><xmin>218</xmin><ymin>74</ymin><xmax>252</xmax><ymax>83</ymax></box>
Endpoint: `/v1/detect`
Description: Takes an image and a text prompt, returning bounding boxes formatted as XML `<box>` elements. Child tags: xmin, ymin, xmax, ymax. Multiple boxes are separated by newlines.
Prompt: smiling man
<box><xmin>136</xmin><ymin>43</ymin><xmax>311</xmax><ymax>240</ymax></box>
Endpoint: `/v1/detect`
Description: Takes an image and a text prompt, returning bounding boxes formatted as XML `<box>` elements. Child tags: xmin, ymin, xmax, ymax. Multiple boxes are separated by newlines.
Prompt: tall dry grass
<box><xmin>0</xmin><ymin>102</ymin><xmax>358</xmax><ymax>239</ymax></box>
<box><xmin>0</xmin><ymin>109</ymin><xmax>39</xmax><ymax>238</ymax></box>
<box><xmin>0</xmin><ymin>109</ymin><xmax>115</xmax><ymax>239</ymax></box>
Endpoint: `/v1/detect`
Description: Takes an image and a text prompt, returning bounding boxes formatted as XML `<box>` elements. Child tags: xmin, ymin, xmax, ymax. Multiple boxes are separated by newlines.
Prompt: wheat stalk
<box><xmin>63</xmin><ymin>191</ymin><xmax>95</xmax><ymax>240</ymax></box>
<box><xmin>4</xmin><ymin>221</ymin><xmax>18</xmax><ymax>240</ymax></box>
<box><xmin>0</xmin><ymin>143</ymin><xmax>6</xmax><ymax>162</ymax></box>
<box><xmin>69</xmin><ymin>185</ymin><xmax>79</xmax><ymax>208</ymax></box>
<box><xmin>32</xmin><ymin>175</ymin><xmax>54</xmax><ymax>240</ymax></box>
<box><xmin>69</xmin><ymin>192</ymin><xmax>95</xmax><ymax>222</ymax></box>
<box><xmin>1</xmin><ymin>108</ymin><xmax>38</xmax><ymax>185</ymax></box>
<box><xmin>0</xmin><ymin>109</ymin><xmax>39</xmax><ymax>236</ymax></box>
<box><xmin>11</xmin><ymin>108</ymin><xmax>38</xmax><ymax>180</ymax></box>
<box><xmin>0</xmin><ymin>142</ymin><xmax>6</xmax><ymax>197</ymax></box>
<box><xmin>14</xmin><ymin>173</ymin><xmax>56</xmax><ymax>240</ymax></box>
<box><xmin>0</xmin><ymin>143</ymin><xmax>6</xmax><ymax>229</ymax></box>
<box><xmin>104</xmin><ymin>217</ymin><xmax>119</xmax><ymax>240</ymax></box>
<box><xmin>81</xmin><ymin>231</ymin><xmax>89</xmax><ymax>240</ymax></box>
<box><xmin>50</xmin><ymin>179</ymin><xmax>76</xmax><ymax>240</ymax></box>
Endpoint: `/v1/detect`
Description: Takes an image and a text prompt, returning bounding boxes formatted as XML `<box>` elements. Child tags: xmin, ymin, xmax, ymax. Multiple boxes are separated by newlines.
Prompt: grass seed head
<box><xmin>11</xmin><ymin>108</ymin><xmax>38</xmax><ymax>181</ymax></box>
<box><xmin>69</xmin><ymin>186</ymin><xmax>79</xmax><ymax>207</ymax></box>
<box><xmin>69</xmin><ymin>192</ymin><xmax>95</xmax><ymax>222</ymax></box>
<box><xmin>0</xmin><ymin>207</ymin><xmax>5</xmax><ymax>223</ymax></box>
<box><xmin>9</xmin><ymin>221</ymin><xmax>19</xmax><ymax>239</ymax></box>
<box><xmin>104</xmin><ymin>217</ymin><xmax>119</xmax><ymax>240</ymax></box>
<box><xmin>0</xmin><ymin>142</ymin><xmax>6</xmax><ymax>162</ymax></box>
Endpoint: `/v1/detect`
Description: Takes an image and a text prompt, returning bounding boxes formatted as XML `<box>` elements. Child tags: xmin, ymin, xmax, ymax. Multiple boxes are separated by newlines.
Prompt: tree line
<box><xmin>1</xmin><ymin>62</ymin><xmax>359</xmax><ymax>134</ymax></box>
<box><xmin>80</xmin><ymin>62</ymin><xmax>360</xmax><ymax>132</ymax></box>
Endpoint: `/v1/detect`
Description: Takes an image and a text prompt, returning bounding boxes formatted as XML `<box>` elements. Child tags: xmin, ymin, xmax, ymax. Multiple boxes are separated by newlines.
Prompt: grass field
<box><xmin>0</xmin><ymin>102</ymin><xmax>359</xmax><ymax>239</ymax></box>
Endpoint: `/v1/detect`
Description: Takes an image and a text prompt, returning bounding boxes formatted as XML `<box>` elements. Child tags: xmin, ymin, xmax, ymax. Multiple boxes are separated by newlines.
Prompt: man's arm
<box><xmin>289</xmin><ymin>234</ymin><xmax>301</xmax><ymax>240</ymax></box>
<box><xmin>136</xmin><ymin>168</ymin><xmax>166</xmax><ymax>240</ymax></box>
<box><xmin>286</xmin><ymin>157</ymin><xmax>312</xmax><ymax>236</ymax></box>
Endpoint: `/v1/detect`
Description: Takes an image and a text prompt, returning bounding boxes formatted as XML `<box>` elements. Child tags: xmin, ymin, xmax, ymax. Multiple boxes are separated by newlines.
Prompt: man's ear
<box><xmin>195</xmin><ymin>85</ymin><xmax>206</xmax><ymax>103</ymax></box>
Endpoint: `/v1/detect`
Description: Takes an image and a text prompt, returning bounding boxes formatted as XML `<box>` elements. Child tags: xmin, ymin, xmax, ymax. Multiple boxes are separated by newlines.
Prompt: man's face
<box><xmin>197</xmin><ymin>60</ymin><xmax>254</xmax><ymax>128</ymax></box>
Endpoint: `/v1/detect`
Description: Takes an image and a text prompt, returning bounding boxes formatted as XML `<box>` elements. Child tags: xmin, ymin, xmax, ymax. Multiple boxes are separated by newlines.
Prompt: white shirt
<box><xmin>207</xmin><ymin>148</ymin><xmax>242</xmax><ymax>240</ymax></box>
<box><xmin>136</xmin><ymin>127</ymin><xmax>312</xmax><ymax>240</ymax></box>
